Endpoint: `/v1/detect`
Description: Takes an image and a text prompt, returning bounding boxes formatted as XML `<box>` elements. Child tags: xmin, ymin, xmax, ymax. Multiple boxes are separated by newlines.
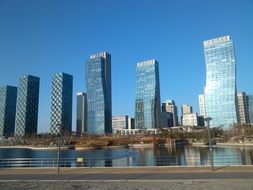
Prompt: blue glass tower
<box><xmin>203</xmin><ymin>36</ymin><xmax>238</xmax><ymax>129</ymax></box>
<box><xmin>15</xmin><ymin>75</ymin><xmax>40</xmax><ymax>137</ymax></box>
<box><xmin>0</xmin><ymin>86</ymin><xmax>17</xmax><ymax>138</ymax></box>
<box><xmin>50</xmin><ymin>73</ymin><xmax>73</xmax><ymax>135</ymax></box>
<box><xmin>85</xmin><ymin>52</ymin><xmax>112</xmax><ymax>134</ymax></box>
<box><xmin>135</xmin><ymin>59</ymin><xmax>161</xmax><ymax>129</ymax></box>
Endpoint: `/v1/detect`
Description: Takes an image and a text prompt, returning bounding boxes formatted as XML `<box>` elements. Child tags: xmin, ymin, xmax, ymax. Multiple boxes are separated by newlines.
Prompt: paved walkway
<box><xmin>1</xmin><ymin>166</ymin><xmax>253</xmax><ymax>190</ymax></box>
<box><xmin>1</xmin><ymin>165</ymin><xmax>253</xmax><ymax>175</ymax></box>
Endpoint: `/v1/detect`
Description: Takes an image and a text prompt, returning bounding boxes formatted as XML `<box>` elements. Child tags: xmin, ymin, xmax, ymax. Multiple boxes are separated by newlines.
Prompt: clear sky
<box><xmin>1</xmin><ymin>0</ymin><xmax>253</xmax><ymax>133</ymax></box>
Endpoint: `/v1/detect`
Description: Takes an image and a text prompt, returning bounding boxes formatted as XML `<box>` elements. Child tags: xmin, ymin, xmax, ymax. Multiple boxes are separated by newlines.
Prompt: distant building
<box><xmin>182</xmin><ymin>113</ymin><xmax>199</xmax><ymax>127</ymax></box>
<box><xmin>112</xmin><ymin>115</ymin><xmax>128</xmax><ymax>133</ymax></box>
<box><xmin>0</xmin><ymin>86</ymin><xmax>17</xmax><ymax>138</ymax></box>
<box><xmin>161</xmin><ymin>100</ymin><xmax>178</xmax><ymax>127</ymax></box>
<box><xmin>128</xmin><ymin>117</ymin><xmax>135</xmax><ymax>129</ymax></box>
<box><xmin>50</xmin><ymin>73</ymin><xmax>73</xmax><ymax>135</ymax></box>
<box><xmin>85</xmin><ymin>52</ymin><xmax>112</xmax><ymax>134</ymax></box>
<box><xmin>160</xmin><ymin>112</ymin><xmax>173</xmax><ymax>128</ymax></box>
<box><xmin>15</xmin><ymin>75</ymin><xmax>40</xmax><ymax>137</ymax></box>
<box><xmin>246</xmin><ymin>95</ymin><xmax>253</xmax><ymax>124</ymax></box>
<box><xmin>198</xmin><ymin>94</ymin><xmax>207</xmax><ymax>126</ymax></box>
<box><xmin>76</xmin><ymin>92</ymin><xmax>87</xmax><ymax>136</ymax></box>
<box><xmin>237</xmin><ymin>92</ymin><xmax>249</xmax><ymax>124</ymax></box>
<box><xmin>135</xmin><ymin>59</ymin><xmax>161</xmax><ymax>129</ymax></box>
<box><xmin>181</xmin><ymin>104</ymin><xmax>193</xmax><ymax>115</ymax></box>
<box><xmin>203</xmin><ymin>35</ymin><xmax>238</xmax><ymax>129</ymax></box>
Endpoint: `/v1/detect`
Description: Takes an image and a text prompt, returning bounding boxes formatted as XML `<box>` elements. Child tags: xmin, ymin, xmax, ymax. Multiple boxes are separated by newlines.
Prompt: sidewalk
<box><xmin>1</xmin><ymin>165</ymin><xmax>253</xmax><ymax>175</ymax></box>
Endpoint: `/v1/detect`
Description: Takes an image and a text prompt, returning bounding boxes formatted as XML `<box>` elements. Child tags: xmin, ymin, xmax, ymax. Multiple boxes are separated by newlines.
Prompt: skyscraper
<box><xmin>0</xmin><ymin>86</ymin><xmax>17</xmax><ymax>138</ymax></box>
<box><xmin>162</xmin><ymin>100</ymin><xmax>178</xmax><ymax>127</ymax></box>
<box><xmin>85</xmin><ymin>52</ymin><xmax>112</xmax><ymax>134</ymax></box>
<box><xmin>76</xmin><ymin>92</ymin><xmax>87</xmax><ymax>136</ymax></box>
<box><xmin>15</xmin><ymin>75</ymin><xmax>40</xmax><ymax>137</ymax></box>
<box><xmin>135</xmin><ymin>59</ymin><xmax>161</xmax><ymax>129</ymax></box>
<box><xmin>237</xmin><ymin>92</ymin><xmax>249</xmax><ymax>124</ymax></box>
<box><xmin>203</xmin><ymin>35</ymin><xmax>238</xmax><ymax>129</ymax></box>
<box><xmin>50</xmin><ymin>72</ymin><xmax>73</xmax><ymax>135</ymax></box>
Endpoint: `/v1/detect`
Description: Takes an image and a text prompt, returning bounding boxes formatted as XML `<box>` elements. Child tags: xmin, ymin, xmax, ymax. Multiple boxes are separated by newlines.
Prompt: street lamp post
<box><xmin>57</xmin><ymin>124</ymin><xmax>61</xmax><ymax>174</ymax></box>
<box><xmin>205</xmin><ymin>117</ymin><xmax>214</xmax><ymax>171</ymax></box>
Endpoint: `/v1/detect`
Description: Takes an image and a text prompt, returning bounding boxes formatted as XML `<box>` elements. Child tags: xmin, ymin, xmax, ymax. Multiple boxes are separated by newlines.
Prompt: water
<box><xmin>0</xmin><ymin>146</ymin><xmax>253</xmax><ymax>167</ymax></box>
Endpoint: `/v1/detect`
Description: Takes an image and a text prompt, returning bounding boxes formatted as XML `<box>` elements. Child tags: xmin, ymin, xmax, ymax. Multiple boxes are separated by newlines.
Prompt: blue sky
<box><xmin>1</xmin><ymin>0</ymin><xmax>253</xmax><ymax>133</ymax></box>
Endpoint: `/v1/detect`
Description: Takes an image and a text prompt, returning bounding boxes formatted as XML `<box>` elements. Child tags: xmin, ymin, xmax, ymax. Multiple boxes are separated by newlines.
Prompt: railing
<box><xmin>0</xmin><ymin>155</ymin><xmax>251</xmax><ymax>168</ymax></box>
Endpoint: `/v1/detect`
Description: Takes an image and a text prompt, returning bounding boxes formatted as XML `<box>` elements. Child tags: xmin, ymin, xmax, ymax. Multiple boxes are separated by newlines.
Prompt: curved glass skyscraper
<box><xmin>85</xmin><ymin>52</ymin><xmax>112</xmax><ymax>134</ymax></box>
<box><xmin>204</xmin><ymin>36</ymin><xmax>238</xmax><ymax>129</ymax></box>
<box><xmin>135</xmin><ymin>59</ymin><xmax>161</xmax><ymax>129</ymax></box>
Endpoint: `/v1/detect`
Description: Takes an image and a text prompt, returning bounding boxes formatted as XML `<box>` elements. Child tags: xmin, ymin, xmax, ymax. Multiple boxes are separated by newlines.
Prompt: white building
<box><xmin>182</xmin><ymin>113</ymin><xmax>199</xmax><ymax>126</ymax></box>
<box><xmin>112</xmin><ymin>116</ymin><xmax>128</xmax><ymax>133</ymax></box>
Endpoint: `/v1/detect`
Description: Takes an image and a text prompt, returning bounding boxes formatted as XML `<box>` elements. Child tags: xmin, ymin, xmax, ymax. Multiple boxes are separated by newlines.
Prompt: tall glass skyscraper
<box><xmin>85</xmin><ymin>52</ymin><xmax>112</xmax><ymax>134</ymax></box>
<box><xmin>0</xmin><ymin>85</ymin><xmax>17</xmax><ymax>138</ymax></box>
<box><xmin>50</xmin><ymin>72</ymin><xmax>73</xmax><ymax>135</ymax></box>
<box><xmin>76</xmin><ymin>92</ymin><xmax>87</xmax><ymax>136</ymax></box>
<box><xmin>15</xmin><ymin>75</ymin><xmax>40</xmax><ymax>137</ymax></box>
<box><xmin>203</xmin><ymin>36</ymin><xmax>238</xmax><ymax>129</ymax></box>
<box><xmin>135</xmin><ymin>59</ymin><xmax>161</xmax><ymax>129</ymax></box>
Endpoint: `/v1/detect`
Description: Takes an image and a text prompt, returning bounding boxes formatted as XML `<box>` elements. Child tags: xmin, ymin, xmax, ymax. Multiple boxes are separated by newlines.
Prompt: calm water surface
<box><xmin>0</xmin><ymin>146</ymin><xmax>253</xmax><ymax>166</ymax></box>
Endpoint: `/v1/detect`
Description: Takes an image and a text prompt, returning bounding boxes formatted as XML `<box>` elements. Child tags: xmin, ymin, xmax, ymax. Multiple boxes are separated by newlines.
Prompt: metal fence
<box><xmin>0</xmin><ymin>155</ymin><xmax>251</xmax><ymax>168</ymax></box>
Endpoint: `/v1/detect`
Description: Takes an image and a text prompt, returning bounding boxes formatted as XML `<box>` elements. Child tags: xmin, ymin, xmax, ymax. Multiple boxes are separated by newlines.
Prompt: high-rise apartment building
<box><xmin>15</xmin><ymin>75</ymin><xmax>40</xmax><ymax>137</ymax></box>
<box><xmin>135</xmin><ymin>59</ymin><xmax>161</xmax><ymax>129</ymax></box>
<box><xmin>76</xmin><ymin>92</ymin><xmax>87</xmax><ymax>136</ymax></box>
<box><xmin>0</xmin><ymin>86</ymin><xmax>17</xmax><ymax>138</ymax></box>
<box><xmin>203</xmin><ymin>35</ymin><xmax>238</xmax><ymax>129</ymax></box>
<box><xmin>85</xmin><ymin>52</ymin><xmax>112</xmax><ymax>134</ymax></box>
<box><xmin>237</xmin><ymin>92</ymin><xmax>249</xmax><ymax>124</ymax></box>
<box><xmin>161</xmin><ymin>100</ymin><xmax>178</xmax><ymax>127</ymax></box>
<box><xmin>181</xmin><ymin>104</ymin><xmax>193</xmax><ymax>115</ymax></box>
<box><xmin>50</xmin><ymin>73</ymin><xmax>73</xmax><ymax>135</ymax></box>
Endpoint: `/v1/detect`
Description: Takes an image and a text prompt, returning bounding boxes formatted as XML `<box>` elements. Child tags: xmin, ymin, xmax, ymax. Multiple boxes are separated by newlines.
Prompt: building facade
<box><xmin>15</xmin><ymin>75</ymin><xmax>40</xmax><ymax>137</ymax></box>
<box><xmin>181</xmin><ymin>104</ymin><xmax>193</xmax><ymax>115</ymax></box>
<box><xmin>182</xmin><ymin>113</ymin><xmax>199</xmax><ymax>127</ymax></box>
<box><xmin>0</xmin><ymin>86</ymin><xmax>17</xmax><ymax>138</ymax></box>
<box><xmin>160</xmin><ymin>112</ymin><xmax>173</xmax><ymax>128</ymax></box>
<box><xmin>85</xmin><ymin>52</ymin><xmax>112</xmax><ymax>134</ymax></box>
<box><xmin>203</xmin><ymin>35</ymin><xmax>238</xmax><ymax>129</ymax></box>
<box><xmin>76</xmin><ymin>92</ymin><xmax>87</xmax><ymax>136</ymax></box>
<box><xmin>135</xmin><ymin>59</ymin><xmax>161</xmax><ymax>129</ymax></box>
<box><xmin>198</xmin><ymin>94</ymin><xmax>206</xmax><ymax>118</ymax></box>
<box><xmin>161</xmin><ymin>100</ymin><xmax>178</xmax><ymax>127</ymax></box>
<box><xmin>112</xmin><ymin>115</ymin><xmax>128</xmax><ymax>133</ymax></box>
<box><xmin>128</xmin><ymin>117</ymin><xmax>135</xmax><ymax>129</ymax></box>
<box><xmin>50</xmin><ymin>73</ymin><xmax>73</xmax><ymax>135</ymax></box>
<box><xmin>237</xmin><ymin>92</ymin><xmax>249</xmax><ymax>124</ymax></box>
<box><xmin>246</xmin><ymin>95</ymin><xmax>253</xmax><ymax>124</ymax></box>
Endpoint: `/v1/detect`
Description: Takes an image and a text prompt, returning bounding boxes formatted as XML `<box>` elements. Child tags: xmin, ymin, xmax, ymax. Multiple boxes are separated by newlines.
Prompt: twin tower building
<box><xmin>0</xmin><ymin>35</ymin><xmax>240</xmax><ymax>138</ymax></box>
